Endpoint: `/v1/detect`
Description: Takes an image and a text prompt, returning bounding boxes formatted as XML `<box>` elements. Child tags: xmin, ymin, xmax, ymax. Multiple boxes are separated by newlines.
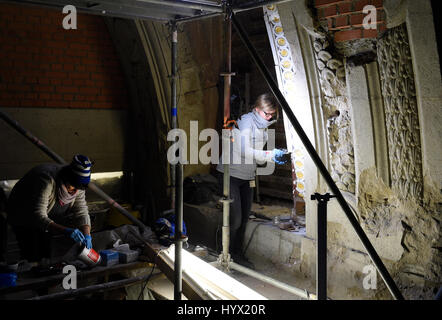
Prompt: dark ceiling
<box><xmin>0</xmin><ymin>0</ymin><xmax>292</xmax><ymax>22</ymax></box>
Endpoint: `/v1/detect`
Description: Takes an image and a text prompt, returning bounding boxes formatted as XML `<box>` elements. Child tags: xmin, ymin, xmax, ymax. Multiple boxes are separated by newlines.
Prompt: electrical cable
<box><xmin>137</xmin><ymin>262</ymin><xmax>156</xmax><ymax>300</ymax></box>
<box><xmin>241</xmin><ymin>220</ymin><xmax>272</xmax><ymax>257</ymax></box>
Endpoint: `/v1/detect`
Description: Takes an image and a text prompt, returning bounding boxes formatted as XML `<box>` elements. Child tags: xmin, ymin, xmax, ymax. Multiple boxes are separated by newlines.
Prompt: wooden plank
<box><xmin>134</xmin><ymin>236</ymin><xmax>204</xmax><ymax>300</ymax></box>
<box><xmin>0</xmin><ymin>261</ymin><xmax>151</xmax><ymax>296</ymax></box>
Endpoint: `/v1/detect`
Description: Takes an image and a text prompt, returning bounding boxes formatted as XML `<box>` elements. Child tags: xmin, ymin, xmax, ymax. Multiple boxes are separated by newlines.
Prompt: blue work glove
<box><xmin>272</xmin><ymin>148</ymin><xmax>288</xmax><ymax>165</ymax></box>
<box><xmin>64</xmin><ymin>228</ymin><xmax>86</xmax><ymax>244</ymax></box>
<box><xmin>84</xmin><ymin>235</ymin><xmax>92</xmax><ymax>249</ymax></box>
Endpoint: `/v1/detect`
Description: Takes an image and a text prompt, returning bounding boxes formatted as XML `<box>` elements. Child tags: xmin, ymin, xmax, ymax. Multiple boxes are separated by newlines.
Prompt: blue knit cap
<box><xmin>68</xmin><ymin>154</ymin><xmax>92</xmax><ymax>187</ymax></box>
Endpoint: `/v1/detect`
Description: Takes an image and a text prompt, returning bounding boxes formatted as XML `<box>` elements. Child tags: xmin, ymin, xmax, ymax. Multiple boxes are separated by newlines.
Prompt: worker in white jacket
<box><xmin>6</xmin><ymin>155</ymin><xmax>93</xmax><ymax>262</ymax></box>
<box><xmin>217</xmin><ymin>93</ymin><xmax>288</xmax><ymax>268</ymax></box>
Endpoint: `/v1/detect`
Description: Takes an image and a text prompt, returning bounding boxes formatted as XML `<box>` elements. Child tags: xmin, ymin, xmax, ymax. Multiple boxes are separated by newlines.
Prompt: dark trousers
<box><xmin>11</xmin><ymin>225</ymin><xmax>52</xmax><ymax>262</ymax></box>
<box><xmin>218</xmin><ymin>173</ymin><xmax>253</xmax><ymax>256</ymax></box>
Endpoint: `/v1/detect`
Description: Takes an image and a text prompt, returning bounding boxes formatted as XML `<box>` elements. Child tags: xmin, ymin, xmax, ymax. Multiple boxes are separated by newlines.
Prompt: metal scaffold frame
<box><xmin>0</xmin><ymin>0</ymin><xmax>404</xmax><ymax>300</ymax></box>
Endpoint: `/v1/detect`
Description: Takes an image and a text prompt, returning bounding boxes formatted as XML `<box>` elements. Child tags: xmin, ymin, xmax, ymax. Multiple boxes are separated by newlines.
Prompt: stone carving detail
<box><xmin>313</xmin><ymin>38</ymin><xmax>356</xmax><ymax>193</ymax></box>
<box><xmin>377</xmin><ymin>24</ymin><xmax>423</xmax><ymax>200</ymax></box>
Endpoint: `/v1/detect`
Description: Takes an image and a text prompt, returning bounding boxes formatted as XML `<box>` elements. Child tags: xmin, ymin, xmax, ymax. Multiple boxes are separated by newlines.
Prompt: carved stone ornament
<box><xmin>313</xmin><ymin>37</ymin><xmax>356</xmax><ymax>193</ymax></box>
<box><xmin>377</xmin><ymin>23</ymin><xmax>423</xmax><ymax>200</ymax></box>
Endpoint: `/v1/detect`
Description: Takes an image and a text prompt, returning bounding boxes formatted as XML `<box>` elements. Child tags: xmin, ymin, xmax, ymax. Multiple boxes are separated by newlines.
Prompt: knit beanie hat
<box><xmin>67</xmin><ymin>154</ymin><xmax>92</xmax><ymax>188</ymax></box>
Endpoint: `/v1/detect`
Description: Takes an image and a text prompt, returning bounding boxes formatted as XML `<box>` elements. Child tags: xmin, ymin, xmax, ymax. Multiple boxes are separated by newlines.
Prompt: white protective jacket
<box><xmin>217</xmin><ymin>110</ymin><xmax>277</xmax><ymax>181</ymax></box>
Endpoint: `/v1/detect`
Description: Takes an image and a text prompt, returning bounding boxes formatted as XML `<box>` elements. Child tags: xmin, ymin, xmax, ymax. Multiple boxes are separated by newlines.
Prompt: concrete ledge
<box><xmin>183</xmin><ymin>202</ymin><xmax>306</xmax><ymax>270</ymax></box>
<box><xmin>244</xmin><ymin>220</ymin><xmax>305</xmax><ymax>268</ymax></box>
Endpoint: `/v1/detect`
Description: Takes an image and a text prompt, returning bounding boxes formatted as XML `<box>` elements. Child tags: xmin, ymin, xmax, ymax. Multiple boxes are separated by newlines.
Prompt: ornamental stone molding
<box><xmin>312</xmin><ymin>37</ymin><xmax>356</xmax><ymax>194</ymax></box>
<box><xmin>377</xmin><ymin>23</ymin><xmax>423</xmax><ymax>201</ymax></box>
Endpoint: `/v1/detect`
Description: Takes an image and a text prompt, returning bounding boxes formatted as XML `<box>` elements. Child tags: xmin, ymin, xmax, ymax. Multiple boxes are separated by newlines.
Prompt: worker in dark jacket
<box><xmin>6</xmin><ymin>154</ymin><xmax>93</xmax><ymax>262</ymax></box>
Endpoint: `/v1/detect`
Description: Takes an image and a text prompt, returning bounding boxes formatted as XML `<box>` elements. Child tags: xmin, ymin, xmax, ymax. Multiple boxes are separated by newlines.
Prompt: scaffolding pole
<box><xmin>218</xmin><ymin>1</ymin><xmax>234</xmax><ymax>270</ymax></box>
<box><xmin>170</xmin><ymin>22</ymin><xmax>178</xmax><ymax>213</ymax></box>
<box><xmin>168</xmin><ymin>22</ymin><xmax>185</xmax><ymax>301</ymax></box>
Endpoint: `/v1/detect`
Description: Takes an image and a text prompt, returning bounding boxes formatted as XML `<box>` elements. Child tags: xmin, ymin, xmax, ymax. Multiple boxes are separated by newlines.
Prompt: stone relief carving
<box><xmin>377</xmin><ymin>23</ymin><xmax>423</xmax><ymax>200</ymax></box>
<box><xmin>312</xmin><ymin>37</ymin><xmax>356</xmax><ymax>193</ymax></box>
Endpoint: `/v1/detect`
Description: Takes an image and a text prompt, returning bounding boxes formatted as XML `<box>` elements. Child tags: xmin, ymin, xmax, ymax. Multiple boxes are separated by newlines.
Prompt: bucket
<box><xmin>78</xmin><ymin>246</ymin><xmax>101</xmax><ymax>266</ymax></box>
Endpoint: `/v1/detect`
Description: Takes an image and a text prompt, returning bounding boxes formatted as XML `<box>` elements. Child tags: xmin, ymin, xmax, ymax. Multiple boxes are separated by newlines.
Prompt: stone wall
<box><xmin>275</xmin><ymin>0</ymin><xmax>441</xmax><ymax>299</ymax></box>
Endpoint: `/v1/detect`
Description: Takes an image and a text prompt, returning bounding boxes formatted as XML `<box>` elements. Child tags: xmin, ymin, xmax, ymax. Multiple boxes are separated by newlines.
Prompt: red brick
<box><xmin>45</xmin><ymin>100</ymin><xmax>65</xmax><ymax>108</ymax></box>
<box><xmin>65</xmin><ymin>49</ymin><xmax>88</xmax><ymax>58</ymax></box>
<box><xmin>62</xmin><ymin>79</ymin><xmax>74</xmax><ymax>86</ymax></box>
<box><xmin>79</xmin><ymin>86</ymin><xmax>100</xmax><ymax>95</ymax></box>
<box><xmin>315</xmin><ymin>0</ymin><xmax>343</xmax><ymax>8</ymax></box>
<box><xmin>0</xmin><ymin>92</ymin><xmax>14</xmax><ymax>100</ymax></box>
<box><xmin>38</xmin><ymin>78</ymin><xmax>51</xmax><ymax>85</ymax></box>
<box><xmin>0</xmin><ymin>100</ymin><xmax>20</xmax><ymax>107</ymax></box>
<box><xmin>12</xmin><ymin>75</ymin><xmax>24</xmax><ymax>82</ymax></box>
<box><xmin>372</xmin><ymin>0</ymin><xmax>383</xmax><ymax>8</ymax></box>
<box><xmin>91</xmin><ymin>73</ymin><xmax>107</xmax><ymax>81</ymax></box>
<box><xmin>338</xmin><ymin>1</ymin><xmax>352</xmax><ymax>14</ymax></box>
<box><xmin>51</xmin><ymin>93</ymin><xmax>63</xmax><ymax>100</ymax></box>
<box><xmin>25</xmin><ymin>93</ymin><xmax>38</xmax><ymax>100</ymax></box>
<box><xmin>335</xmin><ymin>15</ymin><xmax>350</xmax><ymax>28</ymax></box>
<box><xmin>51</xmin><ymin>47</ymin><xmax>65</xmax><ymax>56</ymax></box>
<box><xmin>74</xmin><ymin>94</ymin><xmax>89</xmax><ymax>101</ymax></box>
<box><xmin>46</xmin><ymin>71</ymin><xmax>67</xmax><ymax>78</ymax></box>
<box><xmin>350</xmin><ymin>13</ymin><xmax>365</xmax><ymax>26</ymax></box>
<box><xmin>63</xmin><ymin>94</ymin><xmax>74</xmax><ymax>101</ymax></box>
<box><xmin>50</xmin><ymin>78</ymin><xmax>62</xmax><ymax>85</ymax></box>
<box><xmin>69</xmin><ymin>43</ymin><xmax>90</xmax><ymax>51</ymax></box>
<box><xmin>63</xmin><ymin>64</ymin><xmax>75</xmax><ymax>72</ymax></box>
<box><xmin>362</xmin><ymin>29</ymin><xmax>378</xmax><ymax>38</ymax></box>
<box><xmin>25</xmin><ymin>77</ymin><xmax>38</xmax><ymax>84</ymax></box>
<box><xmin>57</xmin><ymin>86</ymin><xmax>78</xmax><ymax>93</ymax></box>
<box><xmin>51</xmin><ymin>63</ymin><xmax>63</xmax><ymax>71</ymax></box>
<box><xmin>74</xmin><ymin>64</ymin><xmax>87</xmax><ymax>72</ymax></box>
<box><xmin>27</xmin><ymin>16</ymin><xmax>41</xmax><ymax>25</ymax></box>
<box><xmin>334</xmin><ymin>29</ymin><xmax>363</xmax><ymax>42</ymax></box>
<box><xmin>322</xmin><ymin>5</ymin><xmax>338</xmax><ymax>18</ymax></box>
<box><xmin>92</xmin><ymin>102</ymin><xmax>114</xmax><ymax>109</ymax></box>
<box><xmin>39</xmin><ymin>47</ymin><xmax>53</xmax><ymax>56</ymax></box>
<box><xmin>70</xmin><ymin>101</ymin><xmax>90</xmax><ymax>108</ymax></box>
<box><xmin>8</xmin><ymin>84</ymin><xmax>30</xmax><ymax>92</ymax></box>
<box><xmin>354</xmin><ymin>0</ymin><xmax>371</xmax><ymax>12</ymax></box>
<box><xmin>52</xmin><ymin>33</ymin><xmax>65</xmax><ymax>41</ymax></box>
<box><xmin>96</xmin><ymin>94</ymin><xmax>111</xmax><ymax>102</ymax></box>
<box><xmin>38</xmin><ymin>93</ymin><xmax>51</xmax><ymax>100</ymax></box>
<box><xmin>34</xmin><ymin>85</ymin><xmax>54</xmax><ymax>93</ymax></box>
<box><xmin>21</xmin><ymin>99</ymin><xmax>45</xmax><ymax>107</ymax></box>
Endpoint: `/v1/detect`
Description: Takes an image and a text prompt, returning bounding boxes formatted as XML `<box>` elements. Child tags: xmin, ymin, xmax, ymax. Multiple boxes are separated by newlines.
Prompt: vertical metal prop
<box><xmin>311</xmin><ymin>193</ymin><xmax>334</xmax><ymax>300</ymax></box>
<box><xmin>174</xmin><ymin>163</ymin><xmax>184</xmax><ymax>300</ymax></box>
<box><xmin>171</xmin><ymin>22</ymin><xmax>178</xmax><ymax>211</ymax></box>
<box><xmin>170</xmin><ymin>23</ymin><xmax>183</xmax><ymax>301</ymax></box>
<box><xmin>231</xmin><ymin>12</ymin><xmax>404</xmax><ymax>300</ymax></box>
<box><xmin>219</xmin><ymin>1</ymin><xmax>234</xmax><ymax>269</ymax></box>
